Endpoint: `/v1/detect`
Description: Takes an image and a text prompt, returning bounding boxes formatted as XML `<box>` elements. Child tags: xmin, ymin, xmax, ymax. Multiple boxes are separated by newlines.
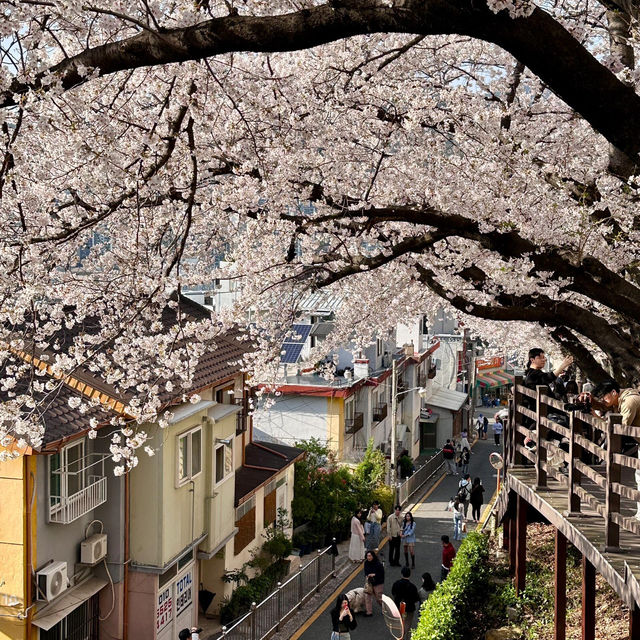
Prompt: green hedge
<box><xmin>412</xmin><ymin>532</ymin><xmax>489</xmax><ymax>640</ymax></box>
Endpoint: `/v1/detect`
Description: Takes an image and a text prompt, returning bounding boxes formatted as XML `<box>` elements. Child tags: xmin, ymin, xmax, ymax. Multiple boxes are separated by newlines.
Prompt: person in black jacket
<box><xmin>524</xmin><ymin>348</ymin><xmax>573</xmax><ymax>396</ymax></box>
<box><xmin>363</xmin><ymin>550</ymin><xmax>385</xmax><ymax>616</ymax></box>
<box><xmin>391</xmin><ymin>567</ymin><xmax>420</xmax><ymax>640</ymax></box>
<box><xmin>330</xmin><ymin>594</ymin><xmax>357</xmax><ymax>640</ymax></box>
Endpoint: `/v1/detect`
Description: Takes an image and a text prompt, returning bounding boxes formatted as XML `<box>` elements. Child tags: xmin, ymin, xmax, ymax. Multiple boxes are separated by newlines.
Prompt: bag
<box><xmin>446</xmin><ymin>499</ymin><xmax>455</xmax><ymax>512</ymax></box>
<box><xmin>364</xmin><ymin>579</ymin><xmax>374</xmax><ymax>594</ymax></box>
<box><xmin>462</xmin><ymin>522</ymin><xmax>467</xmax><ymax>533</ymax></box>
<box><xmin>364</xmin><ymin>522</ymin><xmax>371</xmax><ymax>535</ymax></box>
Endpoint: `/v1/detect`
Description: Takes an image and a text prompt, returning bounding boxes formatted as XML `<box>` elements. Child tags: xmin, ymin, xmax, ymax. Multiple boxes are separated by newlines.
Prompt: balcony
<box><xmin>373</xmin><ymin>403</ymin><xmax>388</xmax><ymax>422</ymax></box>
<box><xmin>345</xmin><ymin>412</ymin><xmax>364</xmax><ymax>435</ymax></box>
<box><xmin>49</xmin><ymin>453</ymin><xmax>108</xmax><ymax>524</ymax></box>
<box><xmin>236</xmin><ymin>411</ymin><xmax>248</xmax><ymax>435</ymax></box>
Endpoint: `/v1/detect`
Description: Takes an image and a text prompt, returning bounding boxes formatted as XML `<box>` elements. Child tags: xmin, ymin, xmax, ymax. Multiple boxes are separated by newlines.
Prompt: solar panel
<box><xmin>290</xmin><ymin>324</ymin><xmax>311</xmax><ymax>344</ymax></box>
<box><xmin>280</xmin><ymin>342</ymin><xmax>304</xmax><ymax>364</ymax></box>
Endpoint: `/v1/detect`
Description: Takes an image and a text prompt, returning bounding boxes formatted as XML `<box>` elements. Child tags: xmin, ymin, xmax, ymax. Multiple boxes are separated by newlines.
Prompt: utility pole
<box><xmin>390</xmin><ymin>358</ymin><xmax>398</xmax><ymax>495</ymax></box>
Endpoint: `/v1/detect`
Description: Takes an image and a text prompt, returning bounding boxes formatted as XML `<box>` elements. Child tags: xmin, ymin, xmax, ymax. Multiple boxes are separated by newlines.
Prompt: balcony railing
<box><xmin>373</xmin><ymin>403</ymin><xmax>388</xmax><ymax>422</ymax></box>
<box><xmin>49</xmin><ymin>475</ymin><xmax>108</xmax><ymax>524</ymax></box>
<box><xmin>49</xmin><ymin>453</ymin><xmax>108</xmax><ymax>524</ymax></box>
<box><xmin>345</xmin><ymin>412</ymin><xmax>364</xmax><ymax>434</ymax></box>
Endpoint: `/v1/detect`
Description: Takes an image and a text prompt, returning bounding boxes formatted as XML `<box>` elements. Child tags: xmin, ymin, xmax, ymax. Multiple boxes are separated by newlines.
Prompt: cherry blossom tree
<box><xmin>1</xmin><ymin>0</ymin><xmax>640</xmax><ymax>459</ymax></box>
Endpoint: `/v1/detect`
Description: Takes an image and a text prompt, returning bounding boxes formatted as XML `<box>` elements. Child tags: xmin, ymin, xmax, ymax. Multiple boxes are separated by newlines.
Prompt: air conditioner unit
<box><xmin>81</xmin><ymin>533</ymin><xmax>108</xmax><ymax>565</ymax></box>
<box><xmin>37</xmin><ymin>561</ymin><xmax>68</xmax><ymax>601</ymax></box>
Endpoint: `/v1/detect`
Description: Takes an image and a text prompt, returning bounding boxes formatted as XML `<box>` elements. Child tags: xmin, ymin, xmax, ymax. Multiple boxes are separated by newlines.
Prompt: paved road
<box><xmin>298</xmin><ymin>413</ymin><xmax>502</xmax><ymax>640</ymax></box>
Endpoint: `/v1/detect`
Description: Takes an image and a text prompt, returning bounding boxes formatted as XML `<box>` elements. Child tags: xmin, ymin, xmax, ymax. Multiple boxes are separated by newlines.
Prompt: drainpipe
<box><xmin>123</xmin><ymin>472</ymin><xmax>130</xmax><ymax>640</ymax></box>
<box><xmin>25</xmin><ymin>459</ymin><xmax>34</xmax><ymax>639</ymax></box>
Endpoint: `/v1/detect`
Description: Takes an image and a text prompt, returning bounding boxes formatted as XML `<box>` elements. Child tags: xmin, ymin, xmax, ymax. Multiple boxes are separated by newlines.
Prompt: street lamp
<box><xmin>390</xmin><ymin>359</ymin><xmax>428</xmax><ymax>495</ymax></box>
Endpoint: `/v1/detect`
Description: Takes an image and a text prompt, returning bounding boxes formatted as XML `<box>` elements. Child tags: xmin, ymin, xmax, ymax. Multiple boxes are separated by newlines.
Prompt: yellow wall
<box><xmin>0</xmin><ymin>455</ymin><xmax>33</xmax><ymax>640</ymax></box>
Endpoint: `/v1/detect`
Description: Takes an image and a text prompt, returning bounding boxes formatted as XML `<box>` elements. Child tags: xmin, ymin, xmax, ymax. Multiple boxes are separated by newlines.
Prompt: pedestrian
<box><xmin>460</xmin><ymin>447</ymin><xmax>470</xmax><ymax>475</ymax></box>
<box><xmin>401</xmin><ymin>512</ymin><xmax>416</xmax><ymax>568</ymax></box>
<box><xmin>178</xmin><ymin>628</ymin><xmax>202</xmax><ymax>640</ymax></box>
<box><xmin>391</xmin><ymin>567</ymin><xmax>420</xmax><ymax>640</ymax></box>
<box><xmin>457</xmin><ymin>473</ymin><xmax>471</xmax><ymax>518</ymax></box>
<box><xmin>460</xmin><ymin>427</ymin><xmax>470</xmax><ymax>450</ymax></box>
<box><xmin>470</xmin><ymin>477</ymin><xmax>485</xmax><ymax>523</ymax></box>
<box><xmin>349</xmin><ymin>509</ymin><xmax>366</xmax><ymax>563</ymax></box>
<box><xmin>452</xmin><ymin>496</ymin><xmax>465</xmax><ymax>540</ymax></box>
<box><xmin>387</xmin><ymin>505</ymin><xmax>403</xmax><ymax>566</ymax></box>
<box><xmin>475</xmin><ymin>413</ymin><xmax>484</xmax><ymax>440</ymax></box>
<box><xmin>330</xmin><ymin>594</ymin><xmax>357</xmax><ymax>640</ymax></box>
<box><xmin>442</xmin><ymin>439</ymin><xmax>457</xmax><ymax>475</ymax></box>
<box><xmin>482</xmin><ymin>415</ymin><xmax>489</xmax><ymax>439</ymax></box>
<box><xmin>493</xmin><ymin>418</ymin><xmax>503</xmax><ymax>446</ymax></box>
<box><xmin>363</xmin><ymin>550</ymin><xmax>385</xmax><ymax>616</ymax></box>
<box><xmin>440</xmin><ymin>535</ymin><xmax>456</xmax><ymax>581</ymax></box>
<box><xmin>418</xmin><ymin>572</ymin><xmax>436</xmax><ymax>601</ymax></box>
<box><xmin>365</xmin><ymin>501</ymin><xmax>383</xmax><ymax>551</ymax></box>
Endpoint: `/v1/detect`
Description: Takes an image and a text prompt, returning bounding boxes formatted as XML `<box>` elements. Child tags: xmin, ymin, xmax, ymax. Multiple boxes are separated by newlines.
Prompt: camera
<box><xmin>563</xmin><ymin>400</ymin><xmax>591</xmax><ymax>413</ymax></box>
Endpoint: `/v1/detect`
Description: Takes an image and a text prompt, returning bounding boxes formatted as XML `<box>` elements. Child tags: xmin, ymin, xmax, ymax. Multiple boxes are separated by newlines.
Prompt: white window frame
<box><xmin>344</xmin><ymin>397</ymin><xmax>355</xmax><ymax>422</ymax></box>
<box><xmin>176</xmin><ymin>426</ymin><xmax>202</xmax><ymax>487</ymax></box>
<box><xmin>48</xmin><ymin>439</ymin><xmax>86</xmax><ymax>518</ymax></box>
<box><xmin>214</xmin><ymin>439</ymin><xmax>234</xmax><ymax>487</ymax></box>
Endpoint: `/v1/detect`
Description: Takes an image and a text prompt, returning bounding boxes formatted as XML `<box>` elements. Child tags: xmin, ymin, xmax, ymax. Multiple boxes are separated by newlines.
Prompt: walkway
<box><xmin>295</xmin><ymin>417</ymin><xmax>502</xmax><ymax>640</ymax></box>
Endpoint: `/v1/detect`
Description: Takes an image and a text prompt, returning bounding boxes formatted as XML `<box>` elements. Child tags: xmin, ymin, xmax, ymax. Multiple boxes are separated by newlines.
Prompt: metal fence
<box><xmin>396</xmin><ymin>449</ymin><xmax>444</xmax><ymax>506</ymax></box>
<box><xmin>218</xmin><ymin>545</ymin><xmax>336</xmax><ymax>640</ymax></box>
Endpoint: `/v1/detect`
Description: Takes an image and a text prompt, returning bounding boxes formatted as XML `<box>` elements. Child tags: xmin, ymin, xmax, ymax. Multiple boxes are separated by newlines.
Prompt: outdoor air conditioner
<box><xmin>81</xmin><ymin>533</ymin><xmax>108</xmax><ymax>565</ymax></box>
<box><xmin>37</xmin><ymin>561</ymin><xmax>68</xmax><ymax>601</ymax></box>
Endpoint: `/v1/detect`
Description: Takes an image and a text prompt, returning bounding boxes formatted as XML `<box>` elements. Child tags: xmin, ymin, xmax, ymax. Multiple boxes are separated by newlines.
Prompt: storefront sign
<box><xmin>175</xmin><ymin>569</ymin><xmax>193</xmax><ymax>617</ymax></box>
<box><xmin>476</xmin><ymin>356</ymin><xmax>504</xmax><ymax>370</ymax></box>
<box><xmin>157</xmin><ymin>586</ymin><xmax>173</xmax><ymax>633</ymax></box>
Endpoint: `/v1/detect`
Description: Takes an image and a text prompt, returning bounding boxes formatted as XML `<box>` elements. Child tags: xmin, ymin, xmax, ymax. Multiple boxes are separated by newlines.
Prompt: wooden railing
<box><xmin>506</xmin><ymin>376</ymin><xmax>640</xmax><ymax>551</ymax></box>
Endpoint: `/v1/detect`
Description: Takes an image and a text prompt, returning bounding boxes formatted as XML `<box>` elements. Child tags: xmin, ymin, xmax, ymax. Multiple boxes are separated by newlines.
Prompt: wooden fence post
<box><xmin>515</xmin><ymin>494</ymin><xmax>527</xmax><ymax>596</ymax></box>
<box><xmin>536</xmin><ymin>385</ymin><xmax>549</xmax><ymax>489</ymax></box>
<box><xmin>513</xmin><ymin>375</ymin><xmax>524</xmax><ymax>466</ymax></box>
<box><xmin>605</xmin><ymin>414</ymin><xmax>622</xmax><ymax>551</ymax></box>
<box><xmin>554</xmin><ymin>529</ymin><xmax>567</xmax><ymax>640</ymax></box>
<box><xmin>582</xmin><ymin>556</ymin><xmax>596</xmax><ymax>640</ymax></box>
<box><xmin>568</xmin><ymin>411</ymin><xmax>582</xmax><ymax>514</ymax></box>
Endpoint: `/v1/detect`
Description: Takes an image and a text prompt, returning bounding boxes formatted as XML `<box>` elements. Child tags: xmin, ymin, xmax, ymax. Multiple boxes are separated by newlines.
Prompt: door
<box><xmin>420</xmin><ymin>421</ymin><xmax>437</xmax><ymax>453</ymax></box>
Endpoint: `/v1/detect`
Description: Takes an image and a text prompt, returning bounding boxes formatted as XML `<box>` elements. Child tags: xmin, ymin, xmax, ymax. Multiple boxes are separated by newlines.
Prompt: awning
<box><xmin>491</xmin><ymin>370</ymin><xmax>513</xmax><ymax>385</ymax></box>
<box><xmin>476</xmin><ymin>371</ymin><xmax>509</xmax><ymax>388</ymax></box>
<box><xmin>32</xmin><ymin>577</ymin><xmax>107</xmax><ymax>631</ymax></box>
<box><xmin>425</xmin><ymin>385</ymin><xmax>468</xmax><ymax>412</ymax></box>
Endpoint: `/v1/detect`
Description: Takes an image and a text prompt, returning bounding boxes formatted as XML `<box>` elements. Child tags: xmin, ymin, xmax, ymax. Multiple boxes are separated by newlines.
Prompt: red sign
<box><xmin>476</xmin><ymin>356</ymin><xmax>504</xmax><ymax>370</ymax></box>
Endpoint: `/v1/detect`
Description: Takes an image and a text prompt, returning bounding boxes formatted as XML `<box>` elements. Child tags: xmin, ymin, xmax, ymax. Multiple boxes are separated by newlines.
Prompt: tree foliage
<box><xmin>1</xmin><ymin>0</ymin><xmax>640</xmax><ymax>460</ymax></box>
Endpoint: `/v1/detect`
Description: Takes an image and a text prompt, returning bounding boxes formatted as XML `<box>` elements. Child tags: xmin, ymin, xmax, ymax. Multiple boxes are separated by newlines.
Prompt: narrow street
<box><xmin>295</xmin><ymin>414</ymin><xmax>502</xmax><ymax>640</ymax></box>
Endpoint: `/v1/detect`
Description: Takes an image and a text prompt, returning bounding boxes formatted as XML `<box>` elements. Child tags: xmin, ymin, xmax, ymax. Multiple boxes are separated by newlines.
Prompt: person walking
<box><xmin>330</xmin><ymin>594</ymin><xmax>357</xmax><ymax>640</ymax></box>
<box><xmin>457</xmin><ymin>473</ymin><xmax>472</xmax><ymax>518</ymax></box>
<box><xmin>482</xmin><ymin>415</ymin><xmax>489</xmax><ymax>440</ymax></box>
<box><xmin>476</xmin><ymin>414</ymin><xmax>484</xmax><ymax>440</ymax></box>
<box><xmin>391</xmin><ymin>567</ymin><xmax>420</xmax><ymax>640</ymax></box>
<box><xmin>387</xmin><ymin>505</ymin><xmax>403</xmax><ymax>566</ymax></box>
<box><xmin>442</xmin><ymin>439</ymin><xmax>457</xmax><ymax>475</ymax></box>
<box><xmin>452</xmin><ymin>496</ymin><xmax>465</xmax><ymax>541</ymax></box>
<box><xmin>460</xmin><ymin>447</ymin><xmax>470</xmax><ymax>476</ymax></box>
<box><xmin>470</xmin><ymin>477</ymin><xmax>485</xmax><ymax>523</ymax></box>
<box><xmin>440</xmin><ymin>535</ymin><xmax>456</xmax><ymax>581</ymax></box>
<box><xmin>460</xmin><ymin>428</ymin><xmax>471</xmax><ymax>450</ymax></box>
<box><xmin>493</xmin><ymin>418</ymin><xmax>503</xmax><ymax>446</ymax></box>
<box><xmin>401</xmin><ymin>512</ymin><xmax>416</xmax><ymax>568</ymax></box>
<box><xmin>349</xmin><ymin>509</ymin><xmax>366</xmax><ymax>562</ymax></box>
<box><xmin>365</xmin><ymin>501</ymin><xmax>383</xmax><ymax>551</ymax></box>
<box><xmin>418</xmin><ymin>572</ymin><xmax>436</xmax><ymax>601</ymax></box>
<box><xmin>363</xmin><ymin>550</ymin><xmax>385</xmax><ymax>616</ymax></box>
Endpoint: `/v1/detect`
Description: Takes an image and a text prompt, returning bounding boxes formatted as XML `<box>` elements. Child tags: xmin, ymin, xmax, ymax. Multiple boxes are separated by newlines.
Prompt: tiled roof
<box><xmin>235</xmin><ymin>442</ymin><xmax>304</xmax><ymax>506</ymax></box>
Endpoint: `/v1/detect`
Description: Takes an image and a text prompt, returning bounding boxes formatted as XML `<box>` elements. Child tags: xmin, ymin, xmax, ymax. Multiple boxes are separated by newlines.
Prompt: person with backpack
<box><xmin>391</xmin><ymin>567</ymin><xmax>420</xmax><ymax>640</ymax></box>
<box><xmin>457</xmin><ymin>473</ymin><xmax>472</xmax><ymax>518</ymax></box>
<box><xmin>442</xmin><ymin>439</ymin><xmax>457</xmax><ymax>475</ymax></box>
<box><xmin>460</xmin><ymin>447</ymin><xmax>470</xmax><ymax>475</ymax></box>
<box><xmin>470</xmin><ymin>477</ymin><xmax>485</xmax><ymax>523</ymax></box>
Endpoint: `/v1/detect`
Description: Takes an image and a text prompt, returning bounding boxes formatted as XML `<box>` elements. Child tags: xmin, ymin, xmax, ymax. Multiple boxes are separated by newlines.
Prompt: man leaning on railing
<box><xmin>580</xmin><ymin>381</ymin><xmax>640</xmax><ymax>519</ymax></box>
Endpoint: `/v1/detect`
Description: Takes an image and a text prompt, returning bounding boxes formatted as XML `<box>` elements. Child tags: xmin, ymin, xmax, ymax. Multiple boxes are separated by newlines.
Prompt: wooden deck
<box><xmin>506</xmin><ymin>465</ymin><xmax>640</xmax><ymax>609</ymax></box>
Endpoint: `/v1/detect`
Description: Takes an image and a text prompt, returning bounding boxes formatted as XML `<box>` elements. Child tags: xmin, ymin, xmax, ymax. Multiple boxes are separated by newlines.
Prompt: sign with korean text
<box><xmin>476</xmin><ymin>356</ymin><xmax>504</xmax><ymax>371</ymax></box>
<box><xmin>156</xmin><ymin>586</ymin><xmax>173</xmax><ymax>633</ymax></box>
<box><xmin>175</xmin><ymin>568</ymin><xmax>194</xmax><ymax>617</ymax></box>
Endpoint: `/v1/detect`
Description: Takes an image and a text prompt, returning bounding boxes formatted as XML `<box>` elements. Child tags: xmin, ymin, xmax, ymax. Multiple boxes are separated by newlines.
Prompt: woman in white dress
<box><xmin>348</xmin><ymin>509</ymin><xmax>365</xmax><ymax>562</ymax></box>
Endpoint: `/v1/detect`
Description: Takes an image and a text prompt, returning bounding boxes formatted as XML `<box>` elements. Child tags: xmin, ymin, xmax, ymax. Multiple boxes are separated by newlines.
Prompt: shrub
<box><xmin>371</xmin><ymin>485</ymin><xmax>394</xmax><ymax>517</ymax></box>
<box><xmin>354</xmin><ymin>439</ymin><xmax>386</xmax><ymax>487</ymax></box>
<box><xmin>413</xmin><ymin>532</ymin><xmax>489</xmax><ymax>640</ymax></box>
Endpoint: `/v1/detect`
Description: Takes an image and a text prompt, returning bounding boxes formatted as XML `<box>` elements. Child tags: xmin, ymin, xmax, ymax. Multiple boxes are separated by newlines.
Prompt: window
<box><xmin>176</xmin><ymin>427</ymin><xmax>202</xmax><ymax>486</ymax></box>
<box><xmin>214</xmin><ymin>440</ymin><xmax>233</xmax><ymax>485</ymax></box>
<box><xmin>344</xmin><ymin>397</ymin><xmax>354</xmax><ymax>422</ymax></box>
<box><xmin>215</xmin><ymin>385</ymin><xmax>234</xmax><ymax>404</ymax></box>
<box><xmin>234</xmin><ymin>497</ymin><xmax>256</xmax><ymax>555</ymax></box>
<box><xmin>263</xmin><ymin>479</ymin><xmax>277</xmax><ymax>528</ymax></box>
<box><xmin>49</xmin><ymin>440</ymin><xmax>85</xmax><ymax>516</ymax></box>
<box><xmin>40</xmin><ymin>594</ymin><xmax>99</xmax><ymax>640</ymax></box>
<box><xmin>376</xmin><ymin>338</ymin><xmax>383</xmax><ymax>357</ymax></box>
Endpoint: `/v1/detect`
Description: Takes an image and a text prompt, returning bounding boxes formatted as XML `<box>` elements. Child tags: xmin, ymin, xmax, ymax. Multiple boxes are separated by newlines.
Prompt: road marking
<box><xmin>291</xmin><ymin>471</ymin><xmax>448</xmax><ymax>640</ymax></box>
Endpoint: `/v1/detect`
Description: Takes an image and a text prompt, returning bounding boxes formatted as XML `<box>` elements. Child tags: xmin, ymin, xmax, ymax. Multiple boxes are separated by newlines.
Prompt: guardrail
<box><xmin>506</xmin><ymin>376</ymin><xmax>640</xmax><ymax>550</ymax></box>
<box><xmin>219</xmin><ymin>544</ymin><xmax>336</xmax><ymax>640</ymax></box>
<box><xmin>396</xmin><ymin>449</ymin><xmax>444</xmax><ymax>506</ymax></box>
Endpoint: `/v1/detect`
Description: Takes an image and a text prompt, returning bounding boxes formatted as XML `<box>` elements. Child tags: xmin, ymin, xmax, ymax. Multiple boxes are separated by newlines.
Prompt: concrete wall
<box><xmin>253</xmin><ymin>395</ymin><xmax>330</xmax><ymax>447</ymax></box>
